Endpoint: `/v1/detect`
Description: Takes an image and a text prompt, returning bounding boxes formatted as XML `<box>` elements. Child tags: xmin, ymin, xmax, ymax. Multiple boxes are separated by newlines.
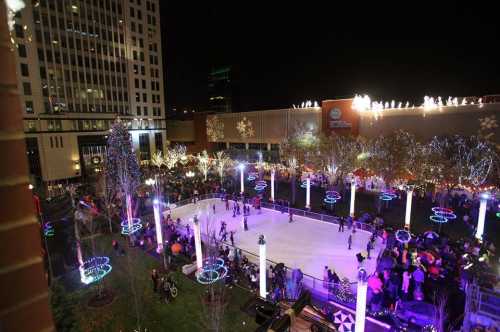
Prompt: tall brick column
<box><xmin>0</xmin><ymin>2</ymin><xmax>55</xmax><ymax>331</ymax></box>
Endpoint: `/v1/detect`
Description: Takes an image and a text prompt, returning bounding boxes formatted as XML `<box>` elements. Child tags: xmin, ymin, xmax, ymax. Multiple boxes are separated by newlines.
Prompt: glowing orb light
<box><xmin>80</xmin><ymin>256</ymin><xmax>112</xmax><ymax>284</ymax></box>
<box><xmin>43</xmin><ymin>222</ymin><xmax>54</xmax><ymax>237</ymax></box>
<box><xmin>196</xmin><ymin>257</ymin><xmax>228</xmax><ymax>284</ymax></box>
<box><xmin>395</xmin><ymin>229</ymin><xmax>411</xmax><ymax>243</ymax></box>
<box><xmin>120</xmin><ymin>218</ymin><xmax>142</xmax><ymax>235</ymax></box>
<box><xmin>324</xmin><ymin>190</ymin><xmax>341</xmax><ymax>204</ymax></box>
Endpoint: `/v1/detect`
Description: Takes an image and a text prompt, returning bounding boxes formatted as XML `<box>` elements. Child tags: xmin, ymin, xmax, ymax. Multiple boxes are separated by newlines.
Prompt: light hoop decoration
<box><xmin>196</xmin><ymin>257</ymin><xmax>228</xmax><ymax>284</ymax></box>
<box><xmin>379</xmin><ymin>190</ymin><xmax>398</xmax><ymax>201</ymax></box>
<box><xmin>247</xmin><ymin>172</ymin><xmax>258</xmax><ymax>181</ymax></box>
<box><xmin>429</xmin><ymin>207</ymin><xmax>456</xmax><ymax>224</ymax></box>
<box><xmin>121</xmin><ymin>217</ymin><xmax>142</xmax><ymax>235</ymax></box>
<box><xmin>395</xmin><ymin>229</ymin><xmax>412</xmax><ymax>244</ymax></box>
<box><xmin>43</xmin><ymin>222</ymin><xmax>54</xmax><ymax>237</ymax></box>
<box><xmin>254</xmin><ymin>180</ymin><xmax>267</xmax><ymax>192</ymax></box>
<box><xmin>80</xmin><ymin>256</ymin><xmax>112</xmax><ymax>284</ymax></box>
<box><xmin>324</xmin><ymin>190</ymin><xmax>341</xmax><ymax>204</ymax></box>
<box><xmin>300</xmin><ymin>180</ymin><xmax>307</xmax><ymax>188</ymax></box>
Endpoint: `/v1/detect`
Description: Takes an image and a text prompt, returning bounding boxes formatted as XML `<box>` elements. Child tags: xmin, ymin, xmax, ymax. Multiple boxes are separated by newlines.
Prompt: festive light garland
<box><xmin>395</xmin><ymin>229</ymin><xmax>412</xmax><ymax>243</ymax></box>
<box><xmin>80</xmin><ymin>256</ymin><xmax>112</xmax><ymax>284</ymax></box>
<box><xmin>43</xmin><ymin>222</ymin><xmax>54</xmax><ymax>237</ymax></box>
<box><xmin>324</xmin><ymin>190</ymin><xmax>341</xmax><ymax>204</ymax></box>
<box><xmin>196</xmin><ymin>258</ymin><xmax>228</xmax><ymax>284</ymax></box>
<box><xmin>120</xmin><ymin>218</ymin><xmax>142</xmax><ymax>235</ymax></box>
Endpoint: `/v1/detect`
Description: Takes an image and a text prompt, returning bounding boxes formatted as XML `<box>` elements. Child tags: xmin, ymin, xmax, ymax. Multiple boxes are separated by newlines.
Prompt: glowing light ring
<box><xmin>396</xmin><ymin>229</ymin><xmax>411</xmax><ymax>243</ymax></box>
<box><xmin>247</xmin><ymin>172</ymin><xmax>258</xmax><ymax>181</ymax></box>
<box><xmin>254</xmin><ymin>180</ymin><xmax>267</xmax><ymax>191</ymax></box>
<box><xmin>300</xmin><ymin>180</ymin><xmax>307</xmax><ymax>188</ymax></box>
<box><xmin>120</xmin><ymin>218</ymin><xmax>143</xmax><ymax>235</ymax></box>
<box><xmin>80</xmin><ymin>256</ymin><xmax>112</xmax><ymax>284</ymax></box>
<box><xmin>196</xmin><ymin>257</ymin><xmax>228</xmax><ymax>284</ymax></box>
<box><xmin>429</xmin><ymin>215</ymin><xmax>448</xmax><ymax>224</ymax></box>
<box><xmin>434</xmin><ymin>211</ymin><xmax>456</xmax><ymax>220</ymax></box>
<box><xmin>324</xmin><ymin>190</ymin><xmax>341</xmax><ymax>204</ymax></box>
<box><xmin>431</xmin><ymin>207</ymin><xmax>453</xmax><ymax>214</ymax></box>
<box><xmin>43</xmin><ymin>223</ymin><xmax>54</xmax><ymax>237</ymax></box>
<box><xmin>379</xmin><ymin>191</ymin><xmax>397</xmax><ymax>201</ymax></box>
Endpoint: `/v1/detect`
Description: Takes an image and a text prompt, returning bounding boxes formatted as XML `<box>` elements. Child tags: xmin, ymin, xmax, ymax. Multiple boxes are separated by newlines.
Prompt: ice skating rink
<box><xmin>168</xmin><ymin>198</ymin><xmax>382</xmax><ymax>282</ymax></box>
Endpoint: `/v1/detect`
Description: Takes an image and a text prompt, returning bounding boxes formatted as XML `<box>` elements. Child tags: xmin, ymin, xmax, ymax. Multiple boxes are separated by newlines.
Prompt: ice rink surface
<box><xmin>168</xmin><ymin>198</ymin><xmax>382</xmax><ymax>282</ymax></box>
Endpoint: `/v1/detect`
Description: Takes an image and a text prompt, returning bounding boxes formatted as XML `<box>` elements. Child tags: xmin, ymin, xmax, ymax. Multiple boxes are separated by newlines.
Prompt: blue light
<box><xmin>121</xmin><ymin>218</ymin><xmax>142</xmax><ymax>235</ymax></box>
<box><xmin>395</xmin><ymin>229</ymin><xmax>411</xmax><ymax>243</ymax></box>
<box><xmin>43</xmin><ymin>222</ymin><xmax>54</xmax><ymax>237</ymax></box>
<box><xmin>80</xmin><ymin>256</ymin><xmax>112</xmax><ymax>284</ymax></box>
<box><xmin>196</xmin><ymin>258</ymin><xmax>227</xmax><ymax>284</ymax></box>
<box><xmin>324</xmin><ymin>190</ymin><xmax>341</xmax><ymax>204</ymax></box>
<box><xmin>300</xmin><ymin>180</ymin><xmax>307</xmax><ymax>188</ymax></box>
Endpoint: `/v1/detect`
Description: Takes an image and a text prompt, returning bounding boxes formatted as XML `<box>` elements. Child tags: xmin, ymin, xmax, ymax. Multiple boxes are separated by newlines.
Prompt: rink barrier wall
<box><xmin>163</xmin><ymin>193</ymin><xmax>384</xmax><ymax>303</ymax></box>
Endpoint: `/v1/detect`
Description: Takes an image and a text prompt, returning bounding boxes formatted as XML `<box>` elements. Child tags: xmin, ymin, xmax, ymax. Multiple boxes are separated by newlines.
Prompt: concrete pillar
<box><xmin>0</xmin><ymin>2</ymin><xmax>55</xmax><ymax>330</ymax></box>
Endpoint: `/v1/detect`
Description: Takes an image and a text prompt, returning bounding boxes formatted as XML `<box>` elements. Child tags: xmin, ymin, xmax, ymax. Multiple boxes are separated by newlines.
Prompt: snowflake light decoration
<box><xmin>206</xmin><ymin>116</ymin><xmax>224</xmax><ymax>141</ymax></box>
<box><xmin>479</xmin><ymin>116</ymin><xmax>498</xmax><ymax>130</ymax></box>
<box><xmin>236</xmin><ymin>117</ymin><xmax>255</xmax><ymax>139</ymax></box>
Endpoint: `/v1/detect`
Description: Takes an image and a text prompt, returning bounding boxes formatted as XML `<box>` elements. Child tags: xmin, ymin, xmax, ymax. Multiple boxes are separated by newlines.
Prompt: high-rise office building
<box><xmin>207</xmin><ymin>66</ymin><xmax>237</xmax><ymax>113</ymax></box>
<box><xmin>11</xmin><ymin>0</ymin><xmax>165</xmax><ymax>186</ymax></box>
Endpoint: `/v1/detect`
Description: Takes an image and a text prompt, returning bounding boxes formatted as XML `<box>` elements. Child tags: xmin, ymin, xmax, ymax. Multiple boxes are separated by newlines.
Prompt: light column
<box><xmin>271</xmin><ymin>169</ymin><xmax>275</xmax><ymax>202</ymax></box>
<box><xmin>193</xmin><ymin>216</ymin><xmax>203</xmax><ymax>269</ymax></box>
<box><xmin>475</xmin><ymin>192</ymin><xmax>489</xmax><ymax>241</ymax></box>
<box><xmin>355</xmin><ymin>268</ymin><xmax>368</xmax><ymax>332</ymax></box>
<box><xmin>126</xmin><ymin>193</ymin><xmax>133</xmax><ymax>230</ymax></box>
<box><xmin>153</xmin><ymin>199</ymin><xmax>163</xmax><ymax>252</ymax></box>
<box><xmin>404</xmin><ymin>189</ymin><xmax>413</xmax><ymax>229</ymax></box>
<box><xmin>239</xmin><ymin>164</ymin><xmax>245</xmax><ymax>194</ymax></box>
<box><xmin>258</xmin><ymin>235</ymin><xmax>267</xmax><ymax>298</ymax></box>
<box><xmin>349</xmin><ymin>181</ymin><xmax>356</xmax><ymax>217</ymax></box>
<box><xmin>305</xmin><ymin>176</ymin><xmax>311</xmax><ymax>209</ymax></box>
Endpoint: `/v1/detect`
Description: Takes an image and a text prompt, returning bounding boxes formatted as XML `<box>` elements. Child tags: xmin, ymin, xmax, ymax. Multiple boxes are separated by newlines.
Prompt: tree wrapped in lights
<box><xmin>368</xmin><ymin>130</ymin><xmax>419</xmax><ymax>189</ymax></box>
<box><xmin>214</xmin><ymin>151</ymin><xmax>231</xmax><ymax>185</ymax></box>
<box><xmin>105</xmin><ymin>119</ymin><xmax>141</xmax><ymax>235</ymax></box>
<box><xmin>426</xmin><ymin>135</ymin><xmax>498</xmax><ymax>192</ymax></box>
<box><xmin>197</xmin><ymin>150</ymin><xmax>213</xmax><ymax>181</ymax></box>
<box><xmin>164</xmin><ymin>144</ymin><xmax>186</xmax><ymax>170</ymax></box>
<box><xmin>335</xmin><ymin>277</ymin><xmax>354</xmax><ymax>303</ymax></box>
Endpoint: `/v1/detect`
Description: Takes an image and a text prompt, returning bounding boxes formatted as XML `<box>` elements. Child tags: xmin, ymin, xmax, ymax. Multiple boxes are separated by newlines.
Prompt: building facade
<box><xmin>167</xmin><ymin>96</ymin><xmax>500</xmax><ymax>159</ymax></box>
<box><xmin>11</xmin><ymin>0</ymin><xmax>166</xmax><ymax>185</ymax></box>
<box><xmin>207</xmin><ymin>66</ymin><xmax>236</xmax><ymax>113</ymax></box>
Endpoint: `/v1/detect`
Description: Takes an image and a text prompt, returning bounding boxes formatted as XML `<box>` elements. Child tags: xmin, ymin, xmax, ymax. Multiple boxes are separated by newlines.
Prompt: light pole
<box><xmin>350</xmin><ymin>180</ymin><xmax>356</xmax><ymax>217</ymax></box>
<box><xmin>271</xmin><ymin>168</ymin><xmax>275</xmax><ymax>202</ymax></box>
<box><xmin>193</xmin><ymin>215</ymin><xmax>203</xmax><ymax>269</ymax></box>
<box><xmin>404</xmin><ymin>186</ymin><xmax>414</xmax><ymax>229</ymax></box>
<box><xmin>355</xmin><ymin>267</ymin><xmax>368</xmax><ymax>332</ymax></box>
<box><xmin>239</xmin><ymin>164</ymin><xmax>245</xmax><ymax>194</ymax></box>
<box><xmin>258</xmin><ymin>235</ymin><xmax>267</xmax><ymax>298</ymax></box>
<box><xmin>305</xmin><ymin>176</ymin><xmax>311</xmax><ymax>209</ymax></box>
<box><xmin>153</xmin><ymin>199</ymin><xmax>163</xmax><ymax>252</ymax></box>
<box><xmin>475</xmin><ymin>192</ymin><xmax>490</xmax><ymax>241</ymax></box>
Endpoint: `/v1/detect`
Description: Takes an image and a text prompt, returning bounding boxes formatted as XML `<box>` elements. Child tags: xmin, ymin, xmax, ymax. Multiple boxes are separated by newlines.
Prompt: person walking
<box><xmin>401</xmin><ymin>270</ymin><xmax>411</xmax><ymax>300</ymax></box>
<box><xmin>367</xmin><ymin>240</ymin><xmax>372</xmax><ymax>259</ymax></box>
<box><xmin>230</xmin><ymin>231</ymin><xmax>235</xmax><ymax>246</ymax></box>
<box><xmin>348</xmin><ymin>233</ymin><xmax>353</xmax><ymax>250</ymax></box>
<box><xmin>323</xmin><ymin>266</ymin><xmax>329</xmax><ymax>288</ymax></box>
<box><xmin>338</xmin><ymin>217</ymin><xmax>345</xmax><ymax>232</ymax></box>
<box><xmin>289</xmin><ymin>211</ymin><xmax>293</xmax><ymax>223</ymax></box>
<box><xmin>225</xmin><ymin>199</ymin><xmax>230</xmax><ymax>211</ymax></box>
<box><xmin>213</xmin><ymin>204</ymin><xmax>216</xmax><ymax>214</ymax></box>
<box><xmin>243</xmin><ymin>217</ymin><xmax>248</xmax><ymax>231</ymax></box>
<box><xmin>151</xmin><ymin>269</ymin><xmax>159</xmax><ymax>293</ymax></box>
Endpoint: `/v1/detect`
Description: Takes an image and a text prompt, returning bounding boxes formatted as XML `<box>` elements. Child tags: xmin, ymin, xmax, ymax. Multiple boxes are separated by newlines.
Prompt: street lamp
<box><xmin>475</xmin><ymin>192</ymin><xmax>490</xmax><ymax>241</ymax></box>
<box><xmin>350</xmin><ymin>179</ymin><xmax>356</xmax><ymax>217</ymax></box>
<box><xmin>238</xmin><ymin>164</ymin><xmax>245</xmax><ymax>194</ymax></box>
<box><xmin>270</xmin><ymin>168</ymin><xmax>275</xmax><ymax>202</ymax></box>
<box><xmin>193</xmin><ymin>216</ymin><xmax>203</xmax><ymax>269</ymax></box>
<box><xmin>355</xmin><ymin>267</ymin><xmax>368</xmax><ymax>332</ymax></box>
<box><xmin>258</xmin><ymin>235</ymin><xmax>267</xmax><ymax>298</ymax></box>
<box><xmin>305</xmin><ymin>176</ymin><xmax>311</xmax><ymax>209</ymax></box>
<box><xmin>153</xmin><ymin>199</ymin><xmax>163</xmax><ymax>252</ymax></box>
<box><xmin>404</xmin><ymin>186</ymin><xmax>414</xmax><ymax>229</ymax></box>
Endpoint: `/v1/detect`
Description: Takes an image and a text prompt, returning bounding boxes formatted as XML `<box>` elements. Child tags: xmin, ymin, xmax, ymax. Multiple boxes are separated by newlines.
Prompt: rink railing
<box><xmin>164</xmin><ymin>193</ymin><xmax>377</xmax><ymax>235</ymax></box>
<box><xmin>164</xmin><ymin>193</ymin><xmax>363</xmax><ymax>304</ymax></box>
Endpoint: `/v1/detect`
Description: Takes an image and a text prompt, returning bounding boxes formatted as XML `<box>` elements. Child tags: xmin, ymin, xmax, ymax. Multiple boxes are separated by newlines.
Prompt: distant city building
<box><xmin>207</xmin><ymin>66</ymin><xmax>237</xmax><ymax>113</ymax></box>
<box><xmin>11</xmin><ymin>0</ymin><xmax>166</xmax><ymax>184</ymax></box>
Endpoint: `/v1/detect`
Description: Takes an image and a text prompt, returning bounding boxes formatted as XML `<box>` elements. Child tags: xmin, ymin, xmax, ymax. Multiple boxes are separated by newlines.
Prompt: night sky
<box><xmin>161</xmin><ymin>1</ymin><xmax>500</xmax><ymax>114</ymax></box>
